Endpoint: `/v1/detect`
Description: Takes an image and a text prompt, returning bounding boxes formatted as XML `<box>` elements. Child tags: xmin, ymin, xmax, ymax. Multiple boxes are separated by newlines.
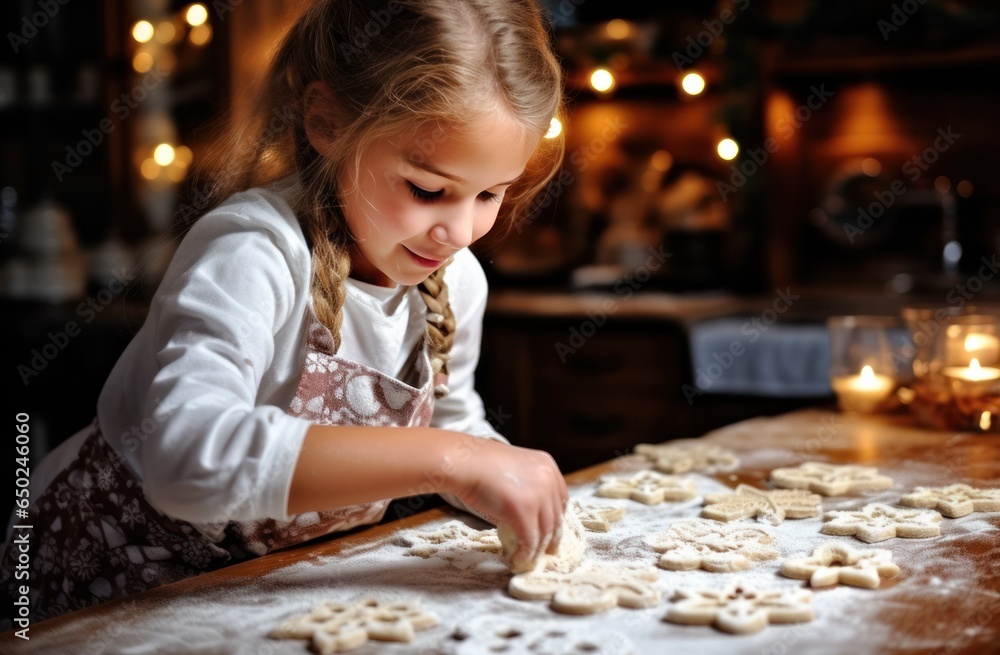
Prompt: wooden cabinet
<box><xmin>477</xmin><ymin>315</ymin><xmax>697</xmax><ymax>473</ymax></box>
<box><xmin>475</xmin><ymin>290</ymin><xmax>834</xmax><ymax>474</ymax></box>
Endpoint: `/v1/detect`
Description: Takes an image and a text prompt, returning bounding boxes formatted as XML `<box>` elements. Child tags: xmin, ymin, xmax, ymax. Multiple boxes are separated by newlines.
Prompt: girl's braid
<box><xmin>418</xmin><ymin>258</ymin><xmax>457</xmax><ymax>399</ymax></box>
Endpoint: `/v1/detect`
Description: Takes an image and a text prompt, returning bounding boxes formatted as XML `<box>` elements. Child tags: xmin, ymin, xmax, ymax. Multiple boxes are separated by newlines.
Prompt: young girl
<box><xmin>2</xmin><ymin>0</ymin><xmax>567</xmax><ymax>623</ymax></box>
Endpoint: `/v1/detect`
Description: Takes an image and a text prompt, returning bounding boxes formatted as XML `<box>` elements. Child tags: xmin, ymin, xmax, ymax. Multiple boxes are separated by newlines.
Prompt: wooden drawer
<box><xmin>529</xmin><ymin>324</ymin><xmax>685</xmax><ymax>389</ymax></box>
<box><xmin>533</xmin><ymin>389</ymin><xmax>692</xmax><ymax>471</ymax></box>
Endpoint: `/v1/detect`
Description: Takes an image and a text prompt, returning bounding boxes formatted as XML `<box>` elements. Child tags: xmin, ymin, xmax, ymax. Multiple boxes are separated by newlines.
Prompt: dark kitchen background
<box><xmin>3</xmin><ymin>0</ymin><xmax>1000</xmax><ymax>524</ymax></box>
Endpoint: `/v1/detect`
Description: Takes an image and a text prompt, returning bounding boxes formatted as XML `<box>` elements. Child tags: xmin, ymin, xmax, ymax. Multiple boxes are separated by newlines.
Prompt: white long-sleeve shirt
<box><xmin>27</xmin><ymin>176</ymin><xmax>504</xmax><ymax>526</ymax></box>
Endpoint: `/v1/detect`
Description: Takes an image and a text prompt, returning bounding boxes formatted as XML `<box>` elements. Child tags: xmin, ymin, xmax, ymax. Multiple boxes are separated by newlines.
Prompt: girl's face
<box><xmin>341</xmin><ymin>114</ymin><xmax>537</xmax><ymax>287</ymax></box>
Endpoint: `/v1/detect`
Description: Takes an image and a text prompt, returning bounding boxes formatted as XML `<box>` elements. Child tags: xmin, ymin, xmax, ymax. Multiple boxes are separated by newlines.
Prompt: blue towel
<box><xmin>688</xmin><ymin>319</ymin><xmax>913</xmax><ymax>397</ymax></box>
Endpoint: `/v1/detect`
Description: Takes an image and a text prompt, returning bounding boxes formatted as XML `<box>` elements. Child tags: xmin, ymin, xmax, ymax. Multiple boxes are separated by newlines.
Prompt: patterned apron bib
<box><xmin>1</xmin><ymin>307</ymin><xmax>436</xmax><ymax>622</ymax></box>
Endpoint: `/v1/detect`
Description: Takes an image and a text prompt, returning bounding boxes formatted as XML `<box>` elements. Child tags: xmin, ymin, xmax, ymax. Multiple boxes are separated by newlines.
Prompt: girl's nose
<box><xmin>431</xmin><ymin>205</ymin><xmax>475</xmax><ymax>249</ymax></box>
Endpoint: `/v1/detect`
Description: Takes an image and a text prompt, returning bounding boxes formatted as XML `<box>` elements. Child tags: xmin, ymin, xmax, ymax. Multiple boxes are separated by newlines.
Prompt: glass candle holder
<box><xmin>907</xmin><ymin>311</ymin><xmax>1000</xmax><ymax>432</ymax></box>
<box><xmin>828</xmin><ymin>316</ymin><xmax>899</xmax><ymax>414</ymax></box>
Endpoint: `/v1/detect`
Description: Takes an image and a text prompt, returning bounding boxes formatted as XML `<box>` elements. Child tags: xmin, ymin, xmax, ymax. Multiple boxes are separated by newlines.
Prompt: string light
<box><xmin>132</xmin><ymin>52</ymin><xmax>154</xmax><ymax>73</ymax></box>
<box><xmin>545</xmin><ymin>117</ymin><xmax>562</xmax><ymax>139</ymax></box>
<box><xmin>132</xmin><ymin>20</ymin><xmax>154</xmax><ymax>43</ymax></box>
<box><xmin>185</xmin><ymin>4</ymin><xmax>209</xmax><ymax>27</ymax></box>
<box><xmin>861</xmin><ymin>158</ymin><xmax>881</xmax><ymax>177</ymax></box>
<box><xmin>189</xmin><ymin>24</ymin><xmax>213</xmax><ymax>46</ymax></box>
<box><xmin>606</xmin><ymin>19</ymin><xmax>630</xmax><ymax>39</ymax></box>
<box><xmin>717</xmin><ymin>138</ymin><xmax>739</xmax><ymax>160</ymax></box>
<box><xmin>140</xmin><ymin>158</ymin><xmax>160</xmax><ymax>180</ymax></box>
<box><xmin>590</xmin><ymin>68</ymin><xmax>615</xmax><ymax>93</ymax></box>
<box><xmin>155</xmin><ymin>21</ymin><xmax>177</xmax><ymax>44</ymax></box>
<box><xmin>680</xmin><ymin>72</ymin><xmax>706</xmax><ymax>96</ymax></box>
<box><xmin>153</xmin><ymin>143</ymin><xmax>176</xmax><ymax>166</ymax></box>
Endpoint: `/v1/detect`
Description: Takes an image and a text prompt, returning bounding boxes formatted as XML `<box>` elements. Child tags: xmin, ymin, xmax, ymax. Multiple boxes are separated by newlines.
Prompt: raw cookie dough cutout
<box><xmin>780</xmin><ymin>542</ymin><xmax>900</xmax><ymax>588</ymax></box>
<box><xmin>633</xmin><ymin>439</ymin><xmax>739</xmax><ymax>474</ymax></box>
<box><xmin>395</xmin><ymin>520</ymin><xmax>503</xmax><ymax>570</ymax></box>
<box><xmin>269</xmin><ymin>598</ymin><xmax>437</xmax><ymax>654</ymax></box>
<box><xmin>508</xmin><ymin>561</ymin><xmax>661</xmax><ymax>615</ymax></box>
<box><xmin>595</xmin><ymin>470</ymin><xmax>698</xmax><ymax>505</ymax></box>
<box><xmin>899</xmin><ymin>483</ymin><xmax>1000</xmax><ymax>518</ymax></box>
<box><xmin>646</xmin><ymin>518</ymin><xmax>778</xmax><ymax>572</ymax></box>
<box><xmin>664</xmin><ymin>579</ymin><xmax>814</xmax><ymax>634</ymax></box>
<box><xmin>769</xmin><ymin>462</ymin><xmax>893</xmax><ymax>496</ymax></box>
<box><xmin>701</xmin><ymin>484</ymin><xmax>822</xmax><ymax>525</ymax></box>
<box><xmin>571</xmin><ymin>500</ymin><xmax>627</xmax><ymax>532</ymax></box>
<box><xmin>821</xmin><ymin>503</ymin><xmax>942</xmax><ymax>543</ymax></box>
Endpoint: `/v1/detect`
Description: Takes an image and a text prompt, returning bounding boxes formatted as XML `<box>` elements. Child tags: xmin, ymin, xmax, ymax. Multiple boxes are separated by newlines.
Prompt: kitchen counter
<box><xmin>5</xmin><ymin>408</ymin><xmax>998</xmax><ymax>654</ymax></box>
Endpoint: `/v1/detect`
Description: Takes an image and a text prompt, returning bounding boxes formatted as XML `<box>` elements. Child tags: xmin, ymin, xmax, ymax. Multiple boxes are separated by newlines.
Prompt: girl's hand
<box><xmin>447</xmin><ymin>437</ymin><xmax>569</xmax><ymax>571</ymax></box>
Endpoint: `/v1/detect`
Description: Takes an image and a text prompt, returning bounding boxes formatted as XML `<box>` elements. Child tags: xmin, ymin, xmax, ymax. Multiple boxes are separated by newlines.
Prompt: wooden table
<box><xmin>4</xmin><ymin>409</ymin><xmax>999</xmax><ymax>654</ymax></box>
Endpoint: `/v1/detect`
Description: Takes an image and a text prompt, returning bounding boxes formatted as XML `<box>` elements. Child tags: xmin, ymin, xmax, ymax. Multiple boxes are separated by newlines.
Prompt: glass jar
<box><xmin>827</xmin><ymin>316</ymin><xmax>899</xmax><ymax>414</ymax></box>
<box><xmin>906</xmin><ymin>311</ymin><xmax>1000</xmax><ymax>432</ymax></box>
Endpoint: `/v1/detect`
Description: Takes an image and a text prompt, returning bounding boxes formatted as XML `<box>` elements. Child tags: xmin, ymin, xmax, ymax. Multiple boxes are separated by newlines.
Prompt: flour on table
<box><xmin>508</xmin><ymin>561</ymin><xmax>661</xmax><ymax>615</ymax></box>
<box><xmin>898</xmin><ymin>484</ymin><xmax>1000</xmax><ymax>518</ymax></box>
<box><xmin>646</xmin><ymin>518</ymin><xmax>779</xmax><ymax>572</ymax></box>
<box><xmin>663</xmin><ymin>578</ymin><xmax>815</xmax><ymax>634</ymax></box>
<box><xmin>269</xmin><ymin>597</ymin><xmax>438</xmax><ymax>653</ymax></box>
<box><xmin>633</xmin><ymin>439</ymin><xmax>739</xmax><ymax>474</ymax></box>
<box><xmin>821</xmin><ymin>503</ymin><xmax>943</xmax><ymax>542</ymax></box>
<box><xmin>701</xmin><ymin>484</ymin><xmax>822</xmax><ymax>525</ymax></box>
<box><xmin>780</xmin><ymin>542</ymin><xmax>900</xmax><ymax>588</ymax></box>
<box><xmin>499</xmin><ymin>503</ymin><xmax>587</xmax><ymax>574</ymax></box>
<box><xmin>446</xmin><ymin>615</ymin><xmax>635</xmax><ymax>655</ymax></box>
<box><xmin>770</xmin><ymin>462</ymin><xmax>894</xmax><ymax>496</ymax></box>
<box><xmin>595</xmin><ymin>469</ymin><xmax>698</xmax><ymax>505</ymax></box>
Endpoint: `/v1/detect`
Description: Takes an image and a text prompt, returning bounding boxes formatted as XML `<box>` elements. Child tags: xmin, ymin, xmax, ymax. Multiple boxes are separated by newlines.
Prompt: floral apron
<box><xmin>1</xmin><ymin>308</ymin><xmax>436</xmax><ymax>622</ymax></box>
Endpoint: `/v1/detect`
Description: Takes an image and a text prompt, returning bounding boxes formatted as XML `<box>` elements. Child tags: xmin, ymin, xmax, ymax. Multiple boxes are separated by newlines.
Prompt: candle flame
<box><xmin>860</xmin><ymin>365</ymin><xmax>875</xmax><ymax>381</ymax></box>
<box><xmin>970</xmin><ymin>358</ymin><xmax>981</xmax><ymax>371</ymax></box>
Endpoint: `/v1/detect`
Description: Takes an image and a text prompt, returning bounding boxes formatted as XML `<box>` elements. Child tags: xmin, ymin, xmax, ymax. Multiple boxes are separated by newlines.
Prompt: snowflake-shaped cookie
<box><xmin>770</xmin><ymin>462</ymin><xmax>894</xmax><ymax>496</ymax></box>
<box><xmin>508</xmin><ymin>561</ymin><xmax>661</xmax><ymax>615</ymax></box>
<box><xmin>633</xmin><ymin>439</ymin><xmax>739</xmax><ymax>474</ymax></box>
<box><xmin>396</xmin><ymin>521</ymin><xmax>501</xmax><ymax>569</ymax></box>
<box><xmin>595</xmin><ymin>470</ymin><xmax>697</xmax><ymax>505</ymax></box>
<box><xmin>270</xmin><ymin>598</ymin><xmax>438</xmax><ymax>653</ymax></box>
<box><xmin>447</xmin><ymin>616</ymin><xmax>634</xmax><ymax>655</ymax></box>
<box><xmin>821</xmin><ymin>503</ymin><xmax>942</xmax><ymax>543</ymax></box>
<box><xmin>664</xmin><ymin>579</ymin><xmax>814</xmax><ymax>634</ymax></box>
<box><xmin>646</xmin><ymin>518</ymin><xmax>778</xmax><ymax>572</ymax></box>
<box><xmin>780</xmin><ymin>542</ymin><xmax>900</xmax><ymax>589</ymax></box>
<box><xmin>899</xmin><ymin>484</ymin><xmax>1000</xmax><ymax>518</ymax></box>
<box><xmin>572</xmin><ymin>500</ymin><xmax>626</xmax><ymax>532</ymax></box>
<box><xmin>702</xmin><ymin>484</ymin><xmax>822</xmax><ymax>525</ymax></box>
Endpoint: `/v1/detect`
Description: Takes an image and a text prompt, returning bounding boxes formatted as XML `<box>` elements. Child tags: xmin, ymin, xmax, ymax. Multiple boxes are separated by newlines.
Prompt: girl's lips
<box><xmin>404</xmin><ymin>246</ymin><xmax>445</xmax><ymax>268</ymax></box>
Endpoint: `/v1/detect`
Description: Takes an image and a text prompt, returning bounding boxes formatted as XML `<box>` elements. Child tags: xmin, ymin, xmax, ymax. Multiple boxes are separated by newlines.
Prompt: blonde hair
<box><xmin>199</xmin><ymin>0</ymin><xmax>565</xmax><ymax>396</ymax></box>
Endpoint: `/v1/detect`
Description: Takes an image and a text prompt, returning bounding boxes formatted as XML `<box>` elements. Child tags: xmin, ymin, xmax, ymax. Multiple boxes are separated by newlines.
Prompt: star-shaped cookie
<box><xmin>770</xmin><ymin>462</ymin><xmax>893</xmax><ymax>496</ymax></box>
<box><xmin>633</xmin><ymin>439</ymin><xmax>739</xmax><ymax>474</ymax></box>
<box><xmin>702</xmin><ymin>484</ymin><xmax>822</xmax><ymax>525</ymax></box>
<box><xmin>821</xmin><ymin>503</ymin><xmax>942</xmax><ymax>543</ymax></box>
<box><xmin>780</xmin><ymin>542</ymin><xmax>900</xmax><ymax>588</ymax></box>
<box><xmin>508</xmin><ymin>561</ymin><xmax>661</xmax><ymax>615</ymax></box>
<box><xmin>646</xmin><ymin>518</ymin><xmax>778</xmax><ymax>572</ymax></box>
<box><xmin>899</xmin><ymin>484</ymin><xmax>1000</xmax><ymax>518</ymax></box>
<box><xmin>595</xmin><ymin>470</ymin><xmax>697</xmax><ymax>505</ymax></box>
<box><xmin>571</xmin><ymin>500</ymin><xmax>627</xmax><ymax>532</ymax></box>
<box><xmin>664</xmin><ymin>579</ymin><xmax>814</xmax><ymax>634</ymax></box>
<box><xmin>270</xmin><ymin>598</ymin><xmax>438</xmax><ymax>653</ymax></box>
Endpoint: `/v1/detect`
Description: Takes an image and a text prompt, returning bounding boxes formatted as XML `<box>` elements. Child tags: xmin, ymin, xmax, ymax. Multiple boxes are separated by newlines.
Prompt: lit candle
<box><xmin>831</xmin><ymin>365</ymin><xmax>895</xmax><ymax>414</ymax></box>
<box><xmin>945</xmin><ymin>331</ymin><xmax>1000</xmax><ymax>364</ymax></box>
<box><xmin>942</xmin><ymin>358</ymin><xmax>1000</xmax><ymax>383</ymax></box>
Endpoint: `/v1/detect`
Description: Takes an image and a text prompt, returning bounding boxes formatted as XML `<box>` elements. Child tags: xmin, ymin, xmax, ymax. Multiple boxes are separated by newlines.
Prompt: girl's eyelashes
<box><xmin>406</xmin><ymin>181</ymin><xmax>502</xmax><ymax>204</ymax></box>
<box><xmin>407</xmin><ymin>182</ymin><xmax>442</xmax><ymax>202</ymax></box>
